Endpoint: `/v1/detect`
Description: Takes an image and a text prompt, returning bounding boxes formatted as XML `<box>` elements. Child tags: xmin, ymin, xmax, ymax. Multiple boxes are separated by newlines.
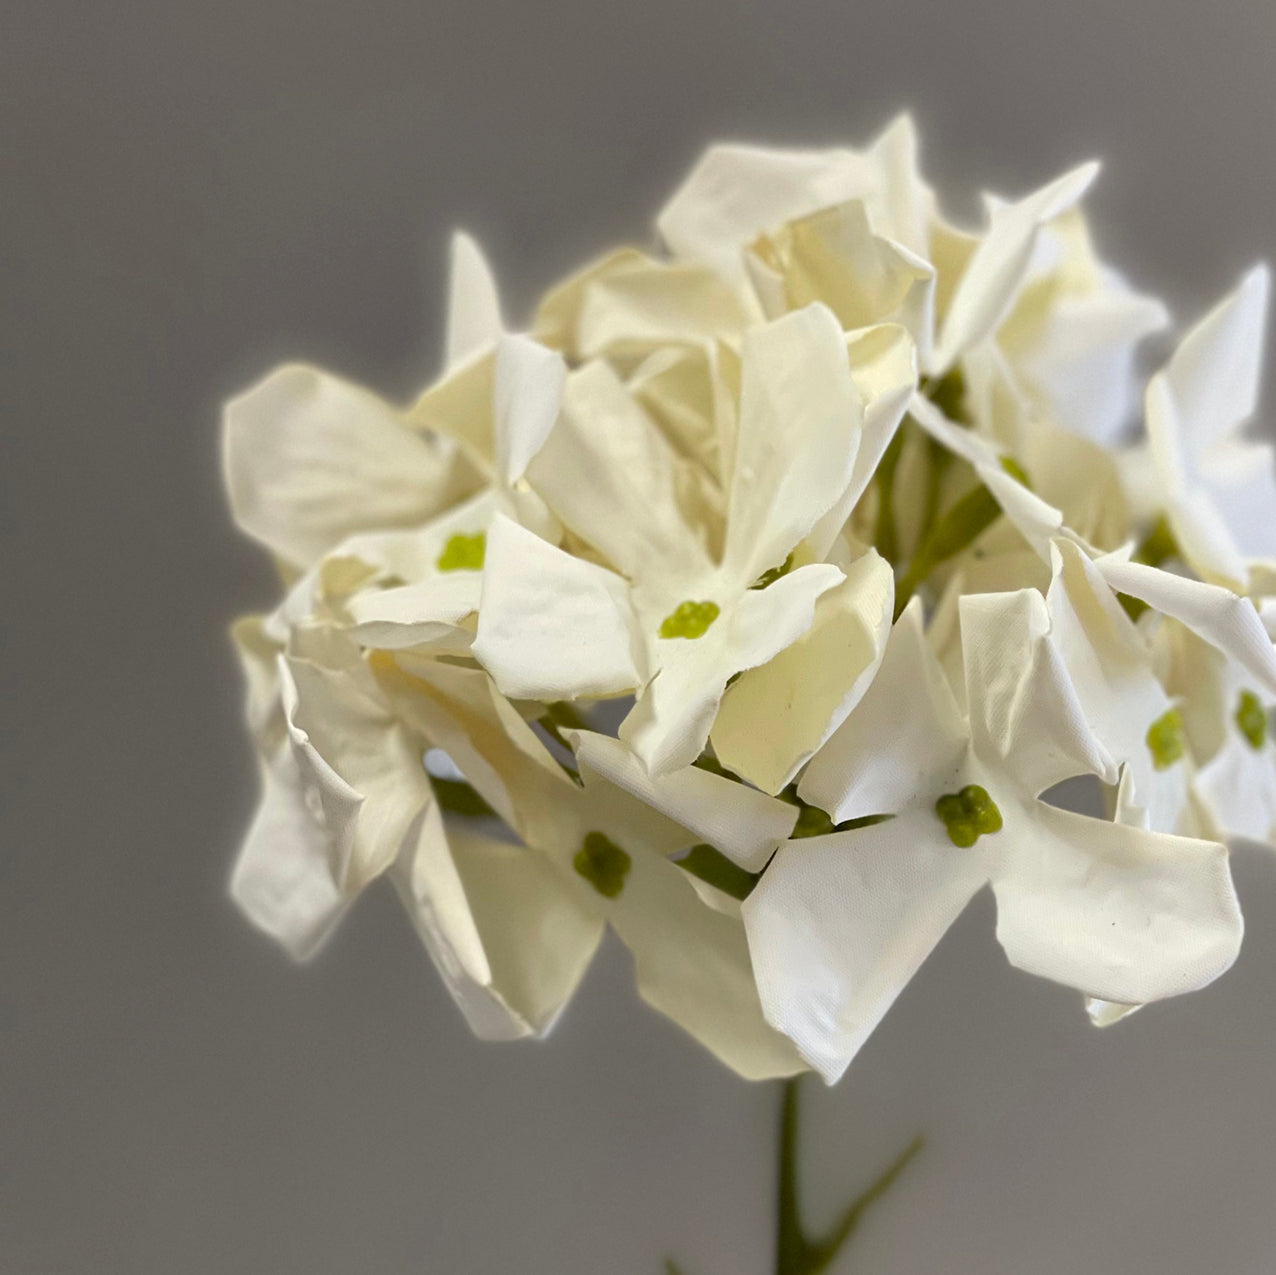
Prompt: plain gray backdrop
<box><xmin>6</xmin><ymin>1</ymin><xmax>1276</xmax><ymax>1271</ymax></box>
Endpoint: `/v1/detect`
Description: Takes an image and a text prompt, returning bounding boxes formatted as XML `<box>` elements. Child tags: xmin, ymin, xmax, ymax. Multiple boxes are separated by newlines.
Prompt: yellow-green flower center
<box><xmin>573</xmin><ymin>831</ymin><xmax>631</xmax><ymax>898</ymax></box>
<box><xmin>1146</xmin><ymin>708</ymin><xmax>1185</xmax><ymax>770</ymax></box>
<box><xmin>935</xmin><ymin>784</ymin><xmax>1003</xmax><ymax>848</ymax></box>
<box><xmin>436</xmin><ymin>531</ymin><xmax>485</xmax><ymax>572</ymax></box>
<box><xmin>1236</xmin><ymin>690</ymin><xmax>1268</xmax><ymax>751</ymax></box>
<box><xmin>659</xmin><ymin>599</ymin><xmax>720</xmax><ymax>639</ymax></box>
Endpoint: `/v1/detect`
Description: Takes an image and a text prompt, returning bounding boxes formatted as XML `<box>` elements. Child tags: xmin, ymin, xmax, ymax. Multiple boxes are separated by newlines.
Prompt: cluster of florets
<box><xmin>224</xmin><ymin>117</ymin><xmax>1276</xmax><ymax>1082</ymax></box>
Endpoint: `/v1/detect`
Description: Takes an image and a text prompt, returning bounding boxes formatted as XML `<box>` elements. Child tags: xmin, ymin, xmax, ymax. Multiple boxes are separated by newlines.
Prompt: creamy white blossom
<box><xmin>222</xmin><ymin>116</ymin><xmax>1276</xmax><ymax>1082</ymax></box>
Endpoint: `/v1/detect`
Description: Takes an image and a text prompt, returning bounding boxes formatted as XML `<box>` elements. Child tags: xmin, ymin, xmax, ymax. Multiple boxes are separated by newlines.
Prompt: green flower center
<box><xmin>659</xmin><ymin>599</ymin><xmax>720</xmax><ymax>639</ymax></box>
<box><xmin>1146</xmin><ymin>708</ymin><xmax>1185</xmax><ymax>770</ymax></box>
<box><xmin>935</xmin><ymin>784</ymin><xmax>1003</xmax><ymax>848</ymax></box>
<box><xmin>436</xmin><ymin>531</ymin><xmax>485</xmax><ymax>572</ymax></box>
<box><xmin>573</xmin><ymin>830</ymin><xmax>631</xmax><ymax>899</ymax></box>
<box><xmin>1236</xmin><ymin>690</ymin><xmax>1268</xmax><ymax>751</ymax></box>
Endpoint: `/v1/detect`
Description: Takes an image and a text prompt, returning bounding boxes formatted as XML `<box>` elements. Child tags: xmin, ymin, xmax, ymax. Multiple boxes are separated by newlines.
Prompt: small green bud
<box><xmin>1146</xmin><ymin>708</ymin><xmax>1186</xmax><ymax>770</ymax></box>
<box><xmin>573</xmin><ymin>831</ymin><xmax>631</xmax><ymax>899</ymax></box>
<box><xmin>659</xmin><ymin>599</ymin><xmax>720</xmax><ymax>639</ymax></box>
<box><xmin>1236</xmin><ymin>690</ymin><xmax>1268</xmax><ymax>751</ymax></box>
<box><xmin>935</xmin><ymin>784</ymin><xmax>1003</xmax><ymax>847</ymax></box>
<box><xmin>436</xmin><ymin>531</ymin><xmax>485</xmax><ymax>572</ymax></box>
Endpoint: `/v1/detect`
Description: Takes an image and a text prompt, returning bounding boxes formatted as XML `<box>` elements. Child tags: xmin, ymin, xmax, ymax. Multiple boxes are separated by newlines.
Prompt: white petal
<box><xmin>933</xmin><ymin>162</ymin><xmax>1100</xmax><ymax>369</ymax></box>
<box><xmin>621</xmin><ymin>564</ymin><xmax>844</xmax><ymax>775</ymax></box>
<box><xmin>531</xmin><ymin>246</ymin><xmax>654</xmax><ymax>357</ymax></box>
<box><xmin>657</xmin><ymin>144</ymin><xmax>886</xmax><ymax>290</ymax></box>
<box><xmin>393</xmin><ymin>814</ymin><xmax>604</xmax><ymax>1040</ymax></box>
<box><xmin>374</xmin><ymin>653</ymin><xmax>576</xmax><ymax>849</ymax></box>
<box><xmin>570</xmin><ymin>729</ymin><xmax>797</xmax><ymax>872</ymax></box>
<box><xmin>808</xmin><ymin>324</ymin><xmax>919</xmax><ymax>557</ymax></box>
<box><xmin>345</xmin><ymin>575</ymin><xmax>481</xmax><ymax>652</ymax></box>
<box><xmin>445</xmin><ymin>230</ymin><xmax>503</xmax><ymax>370</ymax></box>
<box><xmin>283</xmin><ymin>653</ymin><xmax>433</xmax><ymax>892</ymax></box>
<box><xmin>223</xmin><ymin>365</ymin><xmax>473</xmax><ymax>569</ymax></box>
<box><xmin>493</xmin><ymin>333</ymin><xmax>566</xmax><ymax>485</ymax></box>
<box><xmin>526</xmin><ymin>360</ymin><xmax>715</xmax><ymax>582</ymax></box>
<box><xmin>1150</xmin><ymin>264</ymin><xmax>1269</xmax><ymax>474</ymax></box>
<box><xmin>575</xmin><ymin>258</ymin><xmax>750</xmax><ymax>357</ymax></box>
<box><xmin>800</xmin><ymin>598</ymin><xmax>967</xmax><ymax>822</ymax></box>
<box><xmin>743</xmin><ymin>811</ymin><xmax>990</xmax><ymax>1082</ymax></box>
<box><xmin>992</xmin><ymin>801</ymin><xmax>1242</xmax><ymax>1004</ymax></box>
<box><xmin>908</xmin><ymin>391</ymin><xmax>1069</xmax><ymax>558</ymax></box>
<box><xmin>711</xmin><ymin>550</ymin><xmax>894</xmax><ymax>794</ymax></box>
<box><xmin>760</xmin><ymin>200</ymin><xmax>935</xmax><ymax>363</ymax></box>
<box><xmin>1086</xmin><ymin>997</ymin><xmax>1142</xmax><ymax>1028</ymax></box>
<box><xmin>1046</xmin><ymin>540</ymin><xmax>1177</xmax><ymax>819</ymax></box>
<box><xmin>610</xmin><ymin>849</ymin><xmax>805</xmax><ymax>1080</ymax></box>
<box><xmin>229</xmin><ymin>743</ymin><xmax>354</xmax><ymax>960</ymax></box>
<box><xmin>1094</xmin><ymin>555</ymin><xmax>1276</xmax><ymax>697</ymax></box>
<box><xmin>724</xmin><ymin>304</ymin><xmax>863</xmax><ymax>586</ymax></box>
<box><xmin>961</xmin><ymin>588</ymin><xmax>1117</xmax><ymax>796</ymax></box>
<box><xmin>1195</xmin><ymin>734</ymin><xmax>1276</xmax><ymax>848</ymax></box>
<box><xmin>471</xmin><ymin>514</ymin><xmax>642</xmax><ymax>701</ymax></box>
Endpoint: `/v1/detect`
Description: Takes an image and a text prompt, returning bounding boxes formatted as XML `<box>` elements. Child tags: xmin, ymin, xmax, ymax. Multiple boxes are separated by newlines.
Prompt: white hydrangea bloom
<box><xmin>222</xmin><ymin>116</ymin><xmax>1276</xmax><ymax>1084</ymax></box>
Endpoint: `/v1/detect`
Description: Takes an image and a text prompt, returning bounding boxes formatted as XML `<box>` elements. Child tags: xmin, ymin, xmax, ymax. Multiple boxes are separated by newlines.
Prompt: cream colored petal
<box><xmin>1094</xmin><ymin>555</ymin><xmax>1276</xmax><ymax>697</ymax></box>
<box><xmin>283</xmin><ymin>652</ymin><xmax>433</xmax><ymax>893</ymax></box>
<box><xmin>743</xmin><ymin>811</ymin><xmax>990</xmax><ymax>1082</ymax></box>
<box><xmin>724</xmin><ymin>304</ymin><xmax>863</xmax><ymax>586</ymax></box>
<box><xmin>493</xmin><ymin>333</ymin><xmax>566</xmax><ymax>485</ymax></box>
<box><xmin>992</xmin><ymin>801</ymin><xmax>1242</xmax><ymax>1005</ymax></box>
<box><xmin>712</xmin><ymin>550</ymin><xmax>894</xmax><ymax>794</ymax></box>
<box><xmin>527</xmin><ymin>360</ymin><xmax>714</xmax><ymax>582</ymax></box>
<box><xmin>575</xmin><ymin>258</ymin><xmax>750</xmax><ymax>358</ymax></box>
<box><xmin>530</xmin><ymin>246</ymin><xmax>653</xmax><ymax>355</ymax></box>
<box><xmin>1195</xmin><ymin>734</ymin><xmax>1276</xmax><ymax>848</ymax></box>
<box><xmin>223</xmin><ymin>364</ymin><xmax>473</xmax><ymax>570</ymax></box>
<box><xmin>1151</xmin><ymin>264</ymin><xmax>1269</xmax><ymax>473</ymax></box>
<box><xmin>1047</xmin><ymin>540</ymin><xmax>1179</xmax><ymax>820</ymax></box>
<box><xmin>445</xmin><ymin>230</ymin><xmax>503</xmax><ymax>370</ymax></box>
<box><xmin>393</xmin><ymin>814</ymin><xmax>605</xmax><ymax>1041</ymax></box>
<box><xmin>764</xmin><ymin>200</ymin><xmax>935</xmax><ymax>364</ymax></box>
<box><xmin>610</xmin><ymin>848</ymin><xmax>805</xmax><ymax>1081</ymax></box>
<box><xmin>799</xmin><ymin>598</ymin><xmax>968</xmax><ymax>823</ymax></box>
<box><xmin>621</xmin><ymin>564</ymin><xmax>844</xmax><ymax>775</ymax></box>
<box><xmin>960</xmin><ymin>588</ymin><xmax>1117</xmax><ymax>796</ymax></box>
<box><xmin>933</xmin><ymin>162</ymin><xmax>1100</xmax><ymax>370</ymax></box>
<box><xmin>375</xmin><ymin>652</ymin><xmax>577</xmax><ymax>850</ymax></box>
<box><xmin>229</xmin><ymin>743</ymin><xmax>354</xmax><ymax>961</ymax></box>
<box><xmin>231</xmin><ymin>615</ymin><xmax>285</xmax><ymax>750</ymax></box>
<box><xmin>1085</xmin><ymin>997</ymin><xmax>1143</xmax><ymax>1028</ymax></box>
<box><xmin>344</xmin><ymin>574</ymin><xmax>481</xmax><ymax>652</ymax></box>
<box><xmin>408</xmin><ymin>350</ymin><xmax>497</xmax><ymax>477</ymax></box>
<box><xmin>471</xmin><ymin>514</ymin><xmax>642</xmax><ymax>701</ymax></box>
<box><xmin>569</xmin><ymin>729</ymin><xmax>796</xmax><ymax>872</ymax></box>
<box><xmin>657</xmin><ymin>144</ymin><xmax>885</xmax><ymax>291</ymax></box>
<box><xmin>908</xmin><ymin>391</ymin><xmax>1069</xmax><ymax>558</ymax></box>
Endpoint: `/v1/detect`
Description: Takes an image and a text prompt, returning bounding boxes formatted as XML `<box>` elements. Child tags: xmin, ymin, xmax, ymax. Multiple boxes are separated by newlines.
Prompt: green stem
<box><xmin>775</xmin><ymin>1077</ymin><xmax>924</xmax><ymax>1275</ymax></box>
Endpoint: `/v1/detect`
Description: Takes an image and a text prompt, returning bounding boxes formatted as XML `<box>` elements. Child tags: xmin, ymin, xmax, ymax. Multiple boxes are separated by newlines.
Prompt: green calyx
<box><xmin>1236</xmin><ymin>690</ymin><xmax>1268</xmax><ymax>751</ymax></box>
<box><xmin>1146</xmin><ymin>708</ymin><xmax>1186</xmax><ymax>770</ymax></box>
<box><xmin>436</xmin><ymin>531</ymin><xmax>485</xmax><ymax>572</ymax></box>
<box><xmin>573</xmin><ymin>830</ymin><xmax>631</xmax><ymax>899</ymax></box>
<box><xmin>751</xmin><ymin>553</ymin><xmax>795</xmax><ymax>590</ymax></box>
<box><xmin>935</xmin><ymin>784</ymin><xmax>1003</xmax><ymax>848</ymax></box>
<box><xmin>659</xmin><ymin>599</ymin><xmax>720</xmax><ymax>639</ymax></box>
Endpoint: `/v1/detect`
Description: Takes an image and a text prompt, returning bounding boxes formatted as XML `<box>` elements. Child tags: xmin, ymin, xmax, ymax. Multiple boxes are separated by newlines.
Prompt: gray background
<box><xmin>6</xmin><ymin>1</ymin><xmax>1276</xmax><ymax>1271</ymax></box>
